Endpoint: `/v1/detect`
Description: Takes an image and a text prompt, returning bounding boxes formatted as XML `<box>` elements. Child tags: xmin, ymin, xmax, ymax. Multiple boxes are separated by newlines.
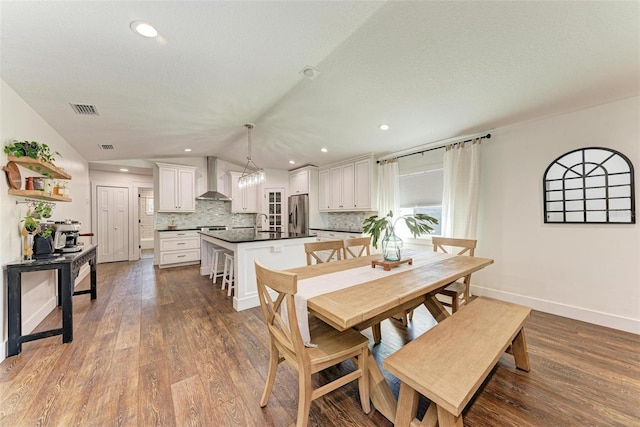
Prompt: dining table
<box><xmin>285</xmin><ymin>249</ymin><xmax>494</xmax><ymax>422</ymax></box>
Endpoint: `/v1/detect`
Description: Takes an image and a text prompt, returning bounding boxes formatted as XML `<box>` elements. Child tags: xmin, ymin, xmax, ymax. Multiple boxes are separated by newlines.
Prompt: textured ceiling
<box><xmin>1</xmin><ymin>1</ymin><xmax>638</xmax><ymax>174</ymax></box>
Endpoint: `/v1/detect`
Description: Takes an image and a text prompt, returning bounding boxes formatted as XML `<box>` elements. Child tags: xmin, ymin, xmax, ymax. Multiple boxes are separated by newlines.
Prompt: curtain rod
<box><xmin>377</xmin><ymin>133</ymin><xmax>491</xmax><ymax>163</ymax></box>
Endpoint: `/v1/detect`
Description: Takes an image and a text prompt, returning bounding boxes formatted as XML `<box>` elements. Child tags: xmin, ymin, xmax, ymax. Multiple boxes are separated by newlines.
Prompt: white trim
<box><xmin>472</xmin><ymin>285</ymin><xmax>640</xmax><ymax>335</ymax></box>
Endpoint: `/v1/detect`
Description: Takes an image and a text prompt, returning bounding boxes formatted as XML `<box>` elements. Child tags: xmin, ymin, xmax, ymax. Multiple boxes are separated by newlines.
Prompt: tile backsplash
<box><xmin>155</xmin><ymin>200</ymin><xmax>254</xmax><ymax>229</ymax></box>
<box><xmin>327</xmin><ymin>211</ymin><xmax>377</xmax><ymax>231</ymax></box>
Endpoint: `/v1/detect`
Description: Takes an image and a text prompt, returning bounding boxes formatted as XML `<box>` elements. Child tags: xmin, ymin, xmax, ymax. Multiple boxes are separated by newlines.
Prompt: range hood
<box><xmin>196</xmin><ymin>157</ymin><xmax>231</xmax><ymax>201</ymax></box>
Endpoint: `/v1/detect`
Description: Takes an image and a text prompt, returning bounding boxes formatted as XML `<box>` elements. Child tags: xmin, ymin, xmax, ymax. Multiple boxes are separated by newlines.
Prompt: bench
<box><xmin>383</xmin><ymin>297</ymin><xmax>531</xmax><ymax>427</ymax></box>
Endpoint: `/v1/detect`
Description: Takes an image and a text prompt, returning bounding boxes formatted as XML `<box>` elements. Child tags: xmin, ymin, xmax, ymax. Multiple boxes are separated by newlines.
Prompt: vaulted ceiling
<box><xmin>1</xmin><ymin>1</ymin><xmax>638</xmax><ymax>174</ymax></box>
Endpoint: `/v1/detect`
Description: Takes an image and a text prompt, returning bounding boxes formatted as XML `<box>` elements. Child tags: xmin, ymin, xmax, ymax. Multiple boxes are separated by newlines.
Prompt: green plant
<box><xmin>22</xmin><ymin>215</ymin><xmax>40</xmax><ymax>234</ymax></box>
<box><xmin>362</xmin><ymin>210</ymin><xmax>438</xmax><ymax>248</ymax></box>
<box><xmin>33</xmin><ymin>201</ymin><xmax>53</xmax><ymax>219</ymax></box>
<box><xmin>39</xmin><ymin>227</ymin><xmax>53</xmax><ymax>239</ymax></box>
<box><xmin>4</xmin><ymin>140</ymin><xmax>61</xmax><ymax>165</ymax></box>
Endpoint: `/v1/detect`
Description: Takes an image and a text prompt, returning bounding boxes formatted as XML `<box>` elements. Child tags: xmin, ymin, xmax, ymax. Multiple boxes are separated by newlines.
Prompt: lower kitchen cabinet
<box><xmin>158</xmin><ymin>230</ymin><xmax>201</xmax><ymax>268</ymax></box>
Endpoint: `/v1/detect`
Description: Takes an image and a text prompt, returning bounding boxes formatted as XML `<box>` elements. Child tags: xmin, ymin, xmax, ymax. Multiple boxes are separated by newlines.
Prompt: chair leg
<box><xmin>226</xmin><ymin>261</ymin><xmax>234</xmax><ymax>297</ymax></box>
<box><xmin>296</xmin><ymin>371</ymin><xmax>313</xmax><ymax>427</ymax></box>
<box><xmin>371</xmin><ymin>323</ymin><xmax>381</xmax><ymax>344</ymax></box>
<box><xmin>408</xmin><ymin>309</ymin><xmax>414</xmax><ymax>321</ymax></box>
<box><xmin>451</xmin><ymin>294</ymin><xmax>459</xmax><ymax>313</ymax></box>
<box><xmin>260</xmin><ymin>344</ymin><xmax>279</xmax><ymax>407</ymax></box>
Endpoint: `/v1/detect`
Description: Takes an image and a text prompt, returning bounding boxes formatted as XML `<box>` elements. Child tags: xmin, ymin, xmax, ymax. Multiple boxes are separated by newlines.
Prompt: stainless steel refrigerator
<box><xmin>288</xmin><ymin>194</ymin><xmax>309</xmax><ymax>235</ymax></box>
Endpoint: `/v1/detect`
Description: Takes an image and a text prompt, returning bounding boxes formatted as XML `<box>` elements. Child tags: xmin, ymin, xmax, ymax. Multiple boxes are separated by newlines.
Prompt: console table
<box><xmin>5</xmin><ymin>244</ymin><xmax>97</xmax><ymax>356</ymax></box>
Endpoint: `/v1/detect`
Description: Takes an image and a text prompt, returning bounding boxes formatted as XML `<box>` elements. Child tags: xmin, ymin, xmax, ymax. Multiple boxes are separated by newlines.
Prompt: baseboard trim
<box><xmin>472</xmin><ymin>285</ymin><xmax>640</xmax><ymax>335</ymax></box>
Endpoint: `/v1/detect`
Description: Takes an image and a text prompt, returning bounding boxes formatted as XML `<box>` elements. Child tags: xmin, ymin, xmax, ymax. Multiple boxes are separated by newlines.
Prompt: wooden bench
<box><xmin>383</xmin><ymin>297</ymin><xmax>531</xmax><ymax>427</ymax></box>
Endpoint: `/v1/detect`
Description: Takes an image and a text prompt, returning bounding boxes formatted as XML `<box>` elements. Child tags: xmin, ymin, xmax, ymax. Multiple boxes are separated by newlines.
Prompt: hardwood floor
<box><xmin>1</xmin><ymin>258</ymin><xmax>638</xmax><ymax>426</ymax></box>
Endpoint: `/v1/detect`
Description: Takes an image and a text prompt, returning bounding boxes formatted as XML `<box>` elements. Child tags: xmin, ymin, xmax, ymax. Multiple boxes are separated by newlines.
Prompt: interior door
<box><xmin>265</xmin><ymin>187</ymin><xmax>285</xmax><ymax>232</ymax></box>
<box><xmin>97</xmin><ymin>185</ymin><xmax>129</xmax><ymax>263</ymax></box>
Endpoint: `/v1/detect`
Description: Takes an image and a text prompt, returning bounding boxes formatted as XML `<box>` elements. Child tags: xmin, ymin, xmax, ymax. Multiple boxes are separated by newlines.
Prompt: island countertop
<box><xmin>199</xmin><ymin>229</ymin><xmax>316</xmax><ymax>244</ymax></box>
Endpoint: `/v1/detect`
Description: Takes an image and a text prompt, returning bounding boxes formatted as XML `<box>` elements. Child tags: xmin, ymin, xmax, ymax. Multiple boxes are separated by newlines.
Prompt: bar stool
<box><xmin>208</xmin><ymin>247</ymin><xmax>228</xmax><ymax>285</ymax></box>
<box><xmin>222</xmin><ymin>253</ymin><xmax>235</xmax><ymax>297</ymax></box>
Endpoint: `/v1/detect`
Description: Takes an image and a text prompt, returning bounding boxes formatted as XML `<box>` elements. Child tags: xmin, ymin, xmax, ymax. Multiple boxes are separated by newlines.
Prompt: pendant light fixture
<box><xmin>238</xmin><ymin>123</ymin><xmax>265</xmax><ymax>189</ymax></box>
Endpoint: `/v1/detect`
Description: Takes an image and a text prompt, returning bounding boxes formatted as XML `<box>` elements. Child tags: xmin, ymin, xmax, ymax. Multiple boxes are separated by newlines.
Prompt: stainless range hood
<box><xmin>196</xmin><ymin>157</ymin><xmax>231</xmax><ymax>201</ymax></box>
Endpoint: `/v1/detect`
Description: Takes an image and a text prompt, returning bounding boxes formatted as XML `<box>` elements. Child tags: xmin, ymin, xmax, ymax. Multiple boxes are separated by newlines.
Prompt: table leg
<box><xmin>90</xmin><ymin>257</ymin><xmax>97</xmax><ymax>300</ymax></box>
<box><xmin>368</xmin><ymin>353</ymin><xmax>397</xmax><ymax>422</ymax></box>
<box><xmin>60</xmin><ymin>265</ymin><xmax>73</xmax><ymax>343</ymax></box>
<box><xmin>511</xmin><ymin>328</ymin><xmax>530</xmax><ymax>371</ymax></box>
<box><xmin>437</xmin><ymin>404</ymin><xmax>463</xmax><ymax>427</ymax></box>
<box><xmin>423</xmin><ymin>294</ymin><xmax>449</xmax><ymax>323</ymax></box>
<box><xmin>394</xmin><ymin>382</ymin><xmax>418</xmax><ymax>426</ymax></box>
<box><xmin>57</xmin><ymin>269</ymin><xmax>63</xmax><ymax>307</ymax></box>
<box><xmin>7</xmin><ymin>270</ymin><xmax>22</xmax><ymax>356</ymax></box>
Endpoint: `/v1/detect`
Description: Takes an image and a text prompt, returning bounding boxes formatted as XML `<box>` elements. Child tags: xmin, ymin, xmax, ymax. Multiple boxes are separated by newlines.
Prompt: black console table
<box><xmin>5</xmin><ymin>244</ymin><xmax>97</xmax><ymax>356</ymax></box>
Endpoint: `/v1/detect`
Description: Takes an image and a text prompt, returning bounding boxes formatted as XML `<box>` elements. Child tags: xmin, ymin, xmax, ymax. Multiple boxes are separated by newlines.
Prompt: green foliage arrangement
<box><xmin>4</xmin><ymin>140</ymin><xmax>61</xmax><ymax>164</ymax></box>
<box><xmin>362</xmin><ymin>210</ymin><xmax>438</xmax><ymax>248</ymax></box>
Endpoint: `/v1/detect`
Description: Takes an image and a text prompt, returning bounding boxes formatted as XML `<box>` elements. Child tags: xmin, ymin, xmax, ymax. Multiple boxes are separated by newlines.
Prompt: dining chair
<box><xmin>254</xmin><ymin>260</ymin><xmax>370</xmax><ymax>427</ymax></box>
<box><xmin>343</xmin><ymin>237</ymin><xmax>371</xmax><ymax>259</ymax></box>
<box><xmin>431</xmin><ymin>236</ymin><xmax>477</xmax><ymax>312</ymax></box>
<box><xmin>304</xmin><ymin>240</ymin><xmax>345</xmax><ymax>265</ymax></box>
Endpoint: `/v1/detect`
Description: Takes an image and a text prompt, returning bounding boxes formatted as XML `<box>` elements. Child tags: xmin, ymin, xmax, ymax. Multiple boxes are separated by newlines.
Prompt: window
<box><xmin>397</xmin><ymin>169</ymin><xmax>443</xmax><ymax>238</ymax></box>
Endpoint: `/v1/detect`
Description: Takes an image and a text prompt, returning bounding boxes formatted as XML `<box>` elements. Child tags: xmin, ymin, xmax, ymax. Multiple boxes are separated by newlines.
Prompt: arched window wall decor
<box><xmin>543</xmin><ymin>147</ymin><xmax>635</xmax><ymax>224</ymax></box>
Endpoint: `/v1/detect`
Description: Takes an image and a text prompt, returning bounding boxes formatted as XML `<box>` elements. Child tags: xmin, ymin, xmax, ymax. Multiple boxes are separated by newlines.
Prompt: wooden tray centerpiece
<box><xmin>371</xmin><ymin>258</ymin><xmax>413</xmax><ymax>271</ymax></box>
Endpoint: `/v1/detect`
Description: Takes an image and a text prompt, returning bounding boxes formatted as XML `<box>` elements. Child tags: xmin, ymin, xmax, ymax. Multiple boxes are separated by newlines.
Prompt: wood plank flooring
<box><xmin>1</xmin><ymin>257</ymin><xmax>638</xmax><ymax>426</ymax></box>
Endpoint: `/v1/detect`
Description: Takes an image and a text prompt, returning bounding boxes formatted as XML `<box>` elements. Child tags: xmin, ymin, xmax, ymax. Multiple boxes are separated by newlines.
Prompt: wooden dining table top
<box><xmin>286</xmin><ymin>251</ymin><xmax>494</xmax><ymax>331</ymax></box>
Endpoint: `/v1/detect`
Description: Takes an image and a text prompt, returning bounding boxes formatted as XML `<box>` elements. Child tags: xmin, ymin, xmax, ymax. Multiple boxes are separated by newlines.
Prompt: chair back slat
<box><xmin>344</xmin><ymin>237</ymin><xmax>371</xmax><ymax>259</ymax></box>
<box><xmin>255</xmin><ymin>260</ymin><xmax>306</xmax><ymax>360</ymax></box>
<box><xmin>304</xmin><ymin>240</ymin><xmax>345</xmax><ymax>265</ymax></box>
<box><xmin>432</xmin><ymin>237</ymin><xmax>476</xmax><ymax>257</ymax></box>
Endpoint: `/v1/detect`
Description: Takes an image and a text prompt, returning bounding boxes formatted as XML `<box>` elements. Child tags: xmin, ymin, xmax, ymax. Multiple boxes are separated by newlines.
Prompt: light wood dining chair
<box><xmin>432</xmin><ymin>236</ymin><xmax>477</xmax><ymax>313</ymax></box>
<box><xmin>343</xmin><ymin>237</ymin><xmax>371</xmax><ymax>259</ymax></box>
<box><xmin>304</xmin><ymin>240</ymin><xmax>345</xmax><ymax>265</ymax></box>
<box><xmin>254</xmin><ymin>260</ymin><xmax>370</xmax><ymax>427</ymax></box>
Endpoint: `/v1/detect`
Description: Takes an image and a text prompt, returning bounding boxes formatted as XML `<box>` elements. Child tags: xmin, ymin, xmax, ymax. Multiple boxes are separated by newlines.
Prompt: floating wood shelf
<box><xmin>8</xmin><ymin>189</ymin><xmax>72</xmax><ymax>202</ymax></box>
<box><xmin>7</xmin><ymin>156</ymin><xmax>72</xmax><ymax>179</ymax></box>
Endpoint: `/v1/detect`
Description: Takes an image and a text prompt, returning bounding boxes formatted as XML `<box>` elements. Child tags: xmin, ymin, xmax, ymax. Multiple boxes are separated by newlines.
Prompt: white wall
<box><xmin>1</xmin><ymin>79</ymin><xmax>92</xmax><ymax>361</ymax></box>
<box><xmin>474</xmin><ymin>96</ymin><xmax>640</xmax><ymax>334</ymax></box>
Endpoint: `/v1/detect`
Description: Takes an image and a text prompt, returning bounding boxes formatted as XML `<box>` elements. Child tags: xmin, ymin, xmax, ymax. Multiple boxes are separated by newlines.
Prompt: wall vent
<box><xmin>70</xmin><ymin>103</ymin><xmax>99</xmax><ymax>115</ymax></box>
<box><xmin>98</xmin><ymin>144</ymin><xmax>115</xmax><ymax>150</ymax></box>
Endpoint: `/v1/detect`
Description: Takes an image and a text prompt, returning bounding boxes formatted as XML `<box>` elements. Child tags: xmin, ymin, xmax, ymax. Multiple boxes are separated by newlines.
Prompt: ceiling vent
<box><xmin>98</xmin><ymin>144</ymin><xmax>115</xmax><ymax>150</ymax></box>
<box><xmin>70</xmin><ymin>103</ymin><xmax>99</xmax><ymax>115</ymax></box>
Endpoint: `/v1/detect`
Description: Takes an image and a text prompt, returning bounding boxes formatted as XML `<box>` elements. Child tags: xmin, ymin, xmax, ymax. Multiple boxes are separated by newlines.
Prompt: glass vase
<box><xmin>382</xmin><ymin>229</ymin><xmax>403</xmax><ymax>261</ymax></box>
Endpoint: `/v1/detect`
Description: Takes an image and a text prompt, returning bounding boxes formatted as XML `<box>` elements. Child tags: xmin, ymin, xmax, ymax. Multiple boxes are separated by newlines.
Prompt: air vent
<box><xmin>98</xmin><ymin>144</ymin><xmax>115</xmax><ymax>150</ymax></box>
<box><xmin>70</xmin><ymin>103</ymin><xmax>99</xmax><ymax>115</ymax></box>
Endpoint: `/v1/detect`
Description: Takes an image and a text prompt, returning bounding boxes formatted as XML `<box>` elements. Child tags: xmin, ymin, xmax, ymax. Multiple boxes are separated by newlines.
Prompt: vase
<box><xmin>382</xmin><ymin>229</ymin><xmax>403</xmax><ymax>261</ymax></box>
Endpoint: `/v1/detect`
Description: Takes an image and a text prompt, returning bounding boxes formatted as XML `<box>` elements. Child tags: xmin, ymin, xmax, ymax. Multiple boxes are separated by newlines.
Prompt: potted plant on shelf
<box><xmin>362</xmin><ymin>210</ymin><xmax>438</xmax><ymax>261</ymax></box>
<box><xmin>4</xmin><ymin>140</ymin><xmax>62</xmax><ymax>175</ymax></box>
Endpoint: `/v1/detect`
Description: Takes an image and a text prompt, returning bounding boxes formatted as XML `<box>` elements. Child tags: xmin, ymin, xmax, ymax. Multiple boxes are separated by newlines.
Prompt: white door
<box><xmin>264</xmin><ymin>187</ymin><xmax>285</xmax><ymax>231</ymax></box>
<box><xmin>97</xmin><ymin>185</ymin><xmax>129</xmax><ymax>263</ymax></box>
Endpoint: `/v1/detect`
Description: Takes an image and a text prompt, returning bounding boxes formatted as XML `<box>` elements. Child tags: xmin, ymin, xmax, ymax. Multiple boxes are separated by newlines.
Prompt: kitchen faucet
<box><xmin>254</xmin><ymin>213</ymin><xmax>269</xmax><ymax>233</ymax></box>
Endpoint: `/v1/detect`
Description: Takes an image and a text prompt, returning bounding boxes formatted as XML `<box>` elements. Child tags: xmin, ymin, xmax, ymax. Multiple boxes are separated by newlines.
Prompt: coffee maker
<box><xmin>53</xmin><ymin>220</ymin><xmax>83</xmax><ymax>253</ymax></box>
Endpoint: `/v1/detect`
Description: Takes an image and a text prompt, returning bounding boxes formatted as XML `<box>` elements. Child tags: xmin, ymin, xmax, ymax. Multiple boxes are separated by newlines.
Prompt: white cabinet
<box><xmin>313</xmin><ymin>230</ymin><xmax>363</xmax><ymax>241</ymax></box>
<box><xmin>229</xmin><ymin>171</ymin><xmax>258</xmax><ymax>213</ymax></box>
<box><xmin>319</xmin><ymin>155</ymin><xmax>376</xmax><ymax>211</ymax></box>
<box><xmin>158</xmin><ymin>230</ymin><xmax>200</xmax><ymax>268</ymax></box>
<box><xmin>157</xmin><ymin>163</ymin><xmax>197</xmax><ymax>212</ymax></box>
<box><xmin>289</xmin><ymin>167</ymin><xmax>311</xmax><ymax>195</ymax></box>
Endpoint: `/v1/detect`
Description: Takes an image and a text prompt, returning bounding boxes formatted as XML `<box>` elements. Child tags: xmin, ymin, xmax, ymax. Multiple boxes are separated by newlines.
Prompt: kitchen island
<box><xmin>199</xmin><ymin>229</ymin><xmax>317</xmax><ymax>311</ymax></box>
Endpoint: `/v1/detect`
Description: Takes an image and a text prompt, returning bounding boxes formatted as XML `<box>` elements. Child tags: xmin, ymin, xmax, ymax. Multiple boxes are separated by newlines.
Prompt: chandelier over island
<box><xmin>238</xmin><ymin>123</ymin><xmax>265</xmax><ymax>189</ymax></box>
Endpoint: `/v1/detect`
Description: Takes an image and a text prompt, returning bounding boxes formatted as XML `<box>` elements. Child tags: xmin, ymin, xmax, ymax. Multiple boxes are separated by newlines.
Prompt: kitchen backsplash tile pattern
<box><xmin>326</xmin><ymin>211</ymin><xmax>377</xmax><ymax>232</ymax></box>
<box><xmin>155</xmin><ymin>200</ymin><xmax>254</xmax><ymax>229</ymax></box>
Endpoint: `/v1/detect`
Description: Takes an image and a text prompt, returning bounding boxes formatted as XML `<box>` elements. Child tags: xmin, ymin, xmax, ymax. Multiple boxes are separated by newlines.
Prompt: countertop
<box><xmin>309</xmin><ymin>228</ymin><xmax>363</xmax><ymax>234</ymax></box>
<box><xmin>199</xmin><ymin>229</ymin><xmax>316</xmax><ymax>244</ymax></box>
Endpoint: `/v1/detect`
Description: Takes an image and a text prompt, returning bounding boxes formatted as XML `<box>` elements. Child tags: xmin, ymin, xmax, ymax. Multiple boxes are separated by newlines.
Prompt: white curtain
<box><xmin>377</xmin><ymin>159</ymin><xmax>399</xmax><ymax>217</ymax></box>
<box><xmin>441</xmin><ymin>139</ymin><xmax>481</xmax><ymax>239</ymax></box>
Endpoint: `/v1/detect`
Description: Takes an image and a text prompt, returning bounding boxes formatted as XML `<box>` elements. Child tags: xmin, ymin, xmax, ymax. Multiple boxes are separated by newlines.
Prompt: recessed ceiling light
<box><xmin>120</xmin><ymin>168</ymin><xmax>129</xmax><ymax>172</ymax></box>
<box><xmin>299</xmin><ymin>65</ymin><xmax>320</xmax><ymax>80</ymax></box>
<box><xmin>184</xmin><ymin>148</ymin><xmax>192</xmax><ymax>152</ymax></box>
<box><xmin>321</xmin><ymin>148</ymin><xmax>328</xmax><ymax>153</ymax></box>
<box><xmin>289</xmin><ymin>160</ymin><xmax>295</xmax><ymax>164</ymax></box>
<box><xmin>130</xmin><ymin>21</ymin><xmax>158</xmax><ymax>38</ymax></box>
<box><xmin>379</xmin><ymin>124</ymin><xmax>390</xmax><ymax>131</ymax></box>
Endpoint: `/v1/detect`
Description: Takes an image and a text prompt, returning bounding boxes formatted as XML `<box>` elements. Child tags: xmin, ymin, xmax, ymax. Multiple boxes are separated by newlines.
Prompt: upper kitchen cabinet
<box><xmin>228</xmin><ymin>171</ymin><xmax>258</xmax><ymax>213</ymax></box>
<box><xmin>157</xmin><ymin>163</ymin><xmax>197</xmax><ymax>212</ymax></box>
<box><xmin>289</xmin><ymin>166</ymin><xmax>316</xmax><ymax>195</ymax></box>
<box><xmin>319</xmin><ymin>155</ymin><xmax>377</xmax><ymax>211</ymax></box>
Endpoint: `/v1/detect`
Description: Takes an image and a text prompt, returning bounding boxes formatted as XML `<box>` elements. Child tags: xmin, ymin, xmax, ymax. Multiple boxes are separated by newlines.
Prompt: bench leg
<box><xmin>395</xmin><ymin>382</ymin><xmax>419</xmax><ymax>427</ymax></box>
<box><xmin>437</xmin><ymin>405</ymin><xmax>463</xmax><ymax>427</ymax></box>
<box><xmin>511</xmin><ymin>328</ymin><xmax>530</xmax><ymax>371</ymax></box>
<box><xmin>420</xmin><ymin>403</ymin><xmax>438</xmax><ymax>427</ymax></box>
